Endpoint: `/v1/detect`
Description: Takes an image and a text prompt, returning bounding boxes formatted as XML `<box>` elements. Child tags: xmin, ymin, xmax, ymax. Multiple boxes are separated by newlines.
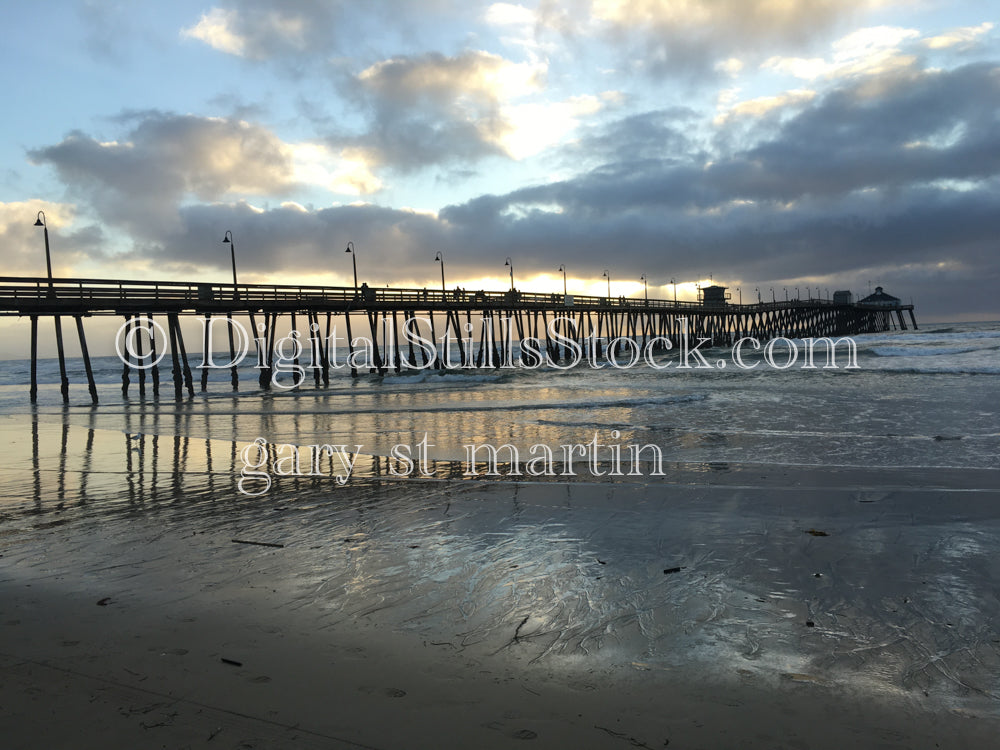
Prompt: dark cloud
<box><xmin>135</xmin><ymin>201</ymin><xmax>446</xmax><ymax>283</ymax></box>
<box><xmin>29</xmin><ymin>113</ymin><xmax>298</xmax><ymax>236</ymax></box>
<box><xmin>564</xmin><ymin>107</ymin><xmax>703</xmax><ymax>170</ymax></box>
<box><xmin>442</xmin><ymin>62</ymin><xmax>1000</xmax><ymax>219</ymax></box>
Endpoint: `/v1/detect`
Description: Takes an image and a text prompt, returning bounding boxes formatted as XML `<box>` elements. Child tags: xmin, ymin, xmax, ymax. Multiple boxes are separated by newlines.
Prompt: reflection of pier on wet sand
<box><xmin>1</xmin><ymin>275</ymin><xmax>917</xmax><ymax>403</ymax></box>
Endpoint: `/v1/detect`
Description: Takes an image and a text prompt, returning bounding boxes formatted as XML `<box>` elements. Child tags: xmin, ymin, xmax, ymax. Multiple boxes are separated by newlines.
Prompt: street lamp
<box><xmin>345</xmin><ymin>241</ymin><xmax>358</xmax><ymax>293</ymax></box>
<box><xmin>434</xmin><ymin>251</ymin><xmax>445</xmax><ymax>292</ymax></box>
<box><xmin>806</xmin><ymin>286</ymin><xmax>812</xmax><ymax>300</ymax></box>
<box><xmin>671</xmin><ymin>278</ymin><xmax>677</xmax><ymax>305</ymax></box>
<box><xmin>770</xmin><ymin>287</ymin><xmax>775</xmax><ymax>303</ymax></box>
<box><xmin>558</xmin><ymin>264</ymin><xmax>567</xmax><ymax>296</ymax></box>
<box><xmin>504</xmin><ymin>256</ymin><xmax>514</xmax><ymax>291</ymax></box>
<box><xmin>736</xmin><ymin>286</ymin><xmax>741</xmax><ymax>305</ymax></box>
<box><xmin>603</xmin><ymin>269</ymin><xmax>611</xmax><ymax>298</ymax></box>
<box><xmin>784</xmin><ymin>287</ymin><xmax>788</xmax><ymax>301</ymax></box>
<box><xmin>640</xmin><ymin>274</ymin><xmax>648</xmax><ymax>301</ymax></box>
<box><xmin>222</xmin><ymin>231</ymin><xmax>238</xmax><ymax>291</ymax></box>
<box><xmin>795</xmin><ymin>286</ymin><xmax>800</xmax><ymax>300</ymax></box>
<box><xmin>755</xmin><ymin>287</ymin><xmax>761</xmax><ymax>304</ymax></box>
<box><xmin>33</xmin><ymin>211</ymin><xmax>53</xmax><ymax>289</ymax></box>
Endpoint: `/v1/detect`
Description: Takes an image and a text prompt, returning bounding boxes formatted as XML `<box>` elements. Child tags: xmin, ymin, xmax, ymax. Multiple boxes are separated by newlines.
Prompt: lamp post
<box><xmin>806</xmin><ymin>286</ymin><xmax>812</xmax><ymax>300</ymax></box>
<box><xmin>504</xmin><ymin>256</ymin><xmax>514</xmax><ymax>291</ymax></box>
<box><xmin>736</xmin><ymin>286</ymin><xmax>741</xmax><ymax>305</ymax></box>
<box><xmin>345</xmin><ymin>242</ymin><xmax>358</xmax><ymax>293</ymax></box>
<box><xmin>784</xmin><ymin>287</ymin><xmax>788</xmax><ymax>301</ymax></box>
<box><xmin>434</xmin><ymin>251</ymin><xmax>445</xmax><ymax>292</ymax></box>
<box><xmin>603</xmin><ymin>269</ymin><xmax>611</xmax><ymax>298</ymax></box>
<box><xmin>795</xmin><ymin>286</ymin><xmax>800</xmax><ymax>300</ymax></box>
<box><xmin>755</xmin><ymin>287</ymin><xmax>761</xmax><ymax>304</ymax></box>
<box><xmin>222</xmin><ymin>231</ymin><xmax>238</xmax><ymax>296</ymax></box>
<box><xmin>558</xmin><ymin>264</ymin><xmax>567</xmax><ymax>296</ymax></box>
<box><xmin>640</xmin><ymin>274</ymin><xmax>648</xmax><ymax>301</ymax></box>
<box><xmin>33</xmin><ymin>211</ymin><xmax>53</xmax><ymax>289</ymax></box>
<box><xmin>671</xmin><ymin>278</ymin><xmax>677</xmax><ymax>305</ymax></box>
<box><xmin>770</xmin><ymin>287</ymin><xmax>775</xmax><ymax>303</ymax></box>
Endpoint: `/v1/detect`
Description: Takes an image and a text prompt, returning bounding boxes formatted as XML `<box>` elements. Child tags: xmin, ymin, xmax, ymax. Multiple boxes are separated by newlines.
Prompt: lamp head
<box><xmin>34</xmin><ymin>210</ymin><xmax>45</xmax><ymax>227</ymax></box>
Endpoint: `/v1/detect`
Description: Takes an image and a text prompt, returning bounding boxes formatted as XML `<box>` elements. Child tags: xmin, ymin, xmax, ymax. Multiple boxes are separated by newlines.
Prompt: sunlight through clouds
<box><xmin>499</xmin><ymin>95</ymin><xmax>607</xmax><ymax>159</ymax></box>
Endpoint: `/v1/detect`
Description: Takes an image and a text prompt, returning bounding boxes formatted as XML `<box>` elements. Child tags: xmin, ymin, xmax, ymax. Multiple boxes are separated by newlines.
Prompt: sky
<box><xmin>1</xmin><ymin>0</ymin><xmax>998</xmax><ymax>327</ymax></box>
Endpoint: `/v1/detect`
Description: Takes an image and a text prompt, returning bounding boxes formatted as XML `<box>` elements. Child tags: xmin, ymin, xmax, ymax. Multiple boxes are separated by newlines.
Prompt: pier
<box><xmin>0</xmin><ymin>275</ymin><xmax>918</xmax><ymax>404</ymax></box>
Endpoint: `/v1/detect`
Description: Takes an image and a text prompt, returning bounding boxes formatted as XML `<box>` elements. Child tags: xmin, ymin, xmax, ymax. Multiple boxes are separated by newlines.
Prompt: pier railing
<box><xmin>0</xmin><ymin>276</ymin><xmax>909</xmax><ymax>315</ymax></box>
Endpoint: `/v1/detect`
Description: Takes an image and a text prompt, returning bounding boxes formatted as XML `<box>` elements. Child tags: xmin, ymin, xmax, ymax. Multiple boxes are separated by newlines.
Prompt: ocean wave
<box><xmin>870</xmin><ymin>345</ymin><xmax>989</xmax><ymax>357</ymax></box>
<box><xmin>866</xmin><ymin>365</ymin><xmax>1000</xmax><ymax>375</ymax></box>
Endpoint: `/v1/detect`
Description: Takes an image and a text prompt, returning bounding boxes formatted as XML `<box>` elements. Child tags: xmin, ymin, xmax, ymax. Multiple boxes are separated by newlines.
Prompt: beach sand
<box><xmin>2</xmin><ymin>416</ymin><xmax>999</xmax><ymax>748</ymax></box>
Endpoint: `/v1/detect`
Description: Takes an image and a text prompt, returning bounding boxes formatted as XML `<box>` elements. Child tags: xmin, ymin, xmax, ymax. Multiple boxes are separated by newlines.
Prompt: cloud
<box><xmin>535</xmin><ymin>0</ymin><xmax>903</xmax><ymax>77</ymax></box>
<box><xmin>924</xmin><ymin>21</ymin><xmax>994</xmax><ymax>51</ymax></box>
<box><xmin>125</xmin><ymin>200</ymin><xmax>448</xmax><ymax>285</ymax></box>
<box><xmin>714</xmin><ymin>89</ymin><xmax>817</xmax><ymax>126</ymax></box>
<box><xmin>485</xmin><ymin>2</ymin><xmax>536</xmax><ymax>28</ymax></box>
<box><xmin>763</xmin><ymin>25</ymin><xmax>921</xmax><ymax>81</ymax></box>
<box><xmin>429</xmin><ymin>60</ymin><xmax>1000</xmax><ymax>314</ymax></box>
<box><xmin>0</xmin><ymin>200</ymin><xmax>104</xmax><ymax>276</ymax></box>
<box><xmin>288</xmin><ymin>143</ymin><xmax>383</xmax><ymax>195</ymax></box>
<box><xmin>27</xmin><ymin>113</ymin><xmax>375</xmax><ymax>236</ymax></box>
<box><xmin>180</xmin><ymin>1</ymin><xmax>349</xmax><ymax>61</ymax></box>
<box><xmin>179</xmin><ymin>0</ymin><xmax>475</xmax><ymax>62</ymax></box>
<box><xmin>181</xmin><ymin>8</ymin><xmax>249</xmax><ymax>57</ymax></box>
<box><xmin>343</xmin><ymin>49</ymin><xmax>609</xmax><ymax>170</ymax></box>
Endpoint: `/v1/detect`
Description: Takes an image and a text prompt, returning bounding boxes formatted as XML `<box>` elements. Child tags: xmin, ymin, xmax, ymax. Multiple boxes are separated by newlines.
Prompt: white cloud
<box><xmin>484</xmin><ymin>3</ymin><xmax>535</xmax><ymax>27</ymax></box>
<box><xmin>715</xmin><ymin>57</ymin><xmax>744</xmax><ymax>76</ymax></box>
<box><xmin>763</xmin><ymin>25</ymin><xmax>920</xmax><ymax>81</ymax></box>
<box><xmin>290</xmin><ymin>144</ymin><xmax>383</xmax><ymax>195</ymax></box>
<box><xmin>924</xmin><ymin>22</ymin><xmax>994</xmax><ymax>50</ymax></box>
<box><xmin>180</xmin><ymin>8</ymin><xmax>247</xmax><ymax>57</ymax></box>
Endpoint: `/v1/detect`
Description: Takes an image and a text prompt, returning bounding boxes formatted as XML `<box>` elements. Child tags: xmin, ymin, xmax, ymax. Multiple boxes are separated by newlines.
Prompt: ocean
<box><xmin>4</xmin><ymin>319</ymin><xmax>999</xmax><ymax>470</ymax></box>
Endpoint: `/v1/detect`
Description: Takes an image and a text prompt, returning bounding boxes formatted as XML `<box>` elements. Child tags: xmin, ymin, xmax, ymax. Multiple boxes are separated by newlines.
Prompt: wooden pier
<box><xmin>0</xmin><ymin>275</ymin><xmax>918</xmax><ymax>404</ymax></box>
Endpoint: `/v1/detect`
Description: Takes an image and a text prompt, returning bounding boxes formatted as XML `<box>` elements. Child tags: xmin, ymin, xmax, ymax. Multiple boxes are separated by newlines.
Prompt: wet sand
<box><xmin>2</xmin><ymin>416</ymin><xmax>999</xmax><ymax>748</ymax></box>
